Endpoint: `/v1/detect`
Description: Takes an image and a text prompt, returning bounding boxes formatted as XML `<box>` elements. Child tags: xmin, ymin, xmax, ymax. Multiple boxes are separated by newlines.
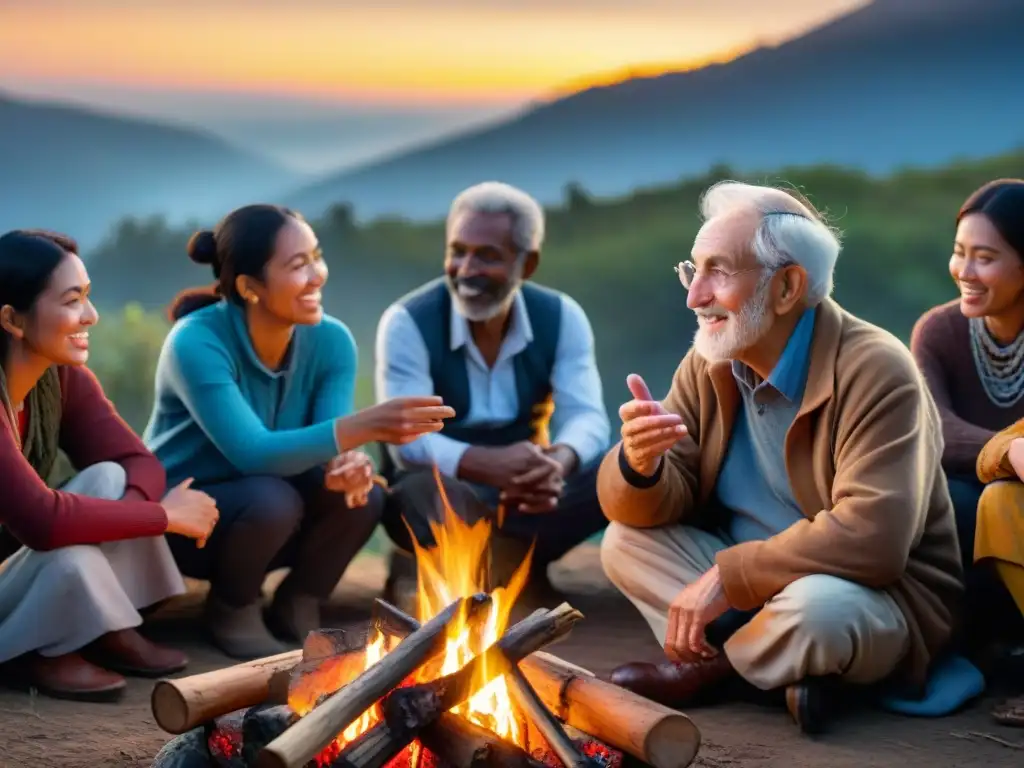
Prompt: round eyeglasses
<box><xmin>674</xmin><ymin>260</ymin><xmax>764</xmax><ymax>290</ymax></box>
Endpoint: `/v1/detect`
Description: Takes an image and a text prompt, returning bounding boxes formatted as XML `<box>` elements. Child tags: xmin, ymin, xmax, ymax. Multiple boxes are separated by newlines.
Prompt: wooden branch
<box><xmin>420</xmin><ymin>713</ymin><xmax>548</xmax><ymax>768</ymax></box>
<box><xmin>256</xmin><ymin>593</ymin><xmax>490</xmax><ymax>768</ymax></box>
<box><xmin>520</xmin><ymin>653</ymin><xmax>701</xmax><ymax>768</ymax></box>
<box><xmin>151</xmin><ymin>649</ymin><xmax>304</xmax><ymax>734</ymax></box>
<box><xmin>507</xmin><ymin>665</ymin><xmax>591</xmax><ymax>768</ymax></box>
<box><xmin>431</xmin><ymin>604</ymin><xmax>583</xmax><ymax>712</ymax></box>
<box><xmin>335</xmin><ymin>603</ymin><xmax>583</xmax><ymax>768</ymax></box>
<box><xmin>372</xmin><ymin>599</ymin><xmax>701</xmax><ymax>768</ymax></box>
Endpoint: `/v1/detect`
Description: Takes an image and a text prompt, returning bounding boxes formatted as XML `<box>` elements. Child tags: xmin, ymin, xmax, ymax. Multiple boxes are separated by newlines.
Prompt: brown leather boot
<box><xmin>608</xmin><ymin>654</ymin><xmax>734</xmax><ymax>707</ymax></box>
<box><xmin>25</xmin><ymin>652</ymin><xmax>126</xmax><ymax>702</ymax></box>
<box><xmin>85</xmin><ymin>628</ymin><xmax>189</xmax><ymax>678</ymax></box>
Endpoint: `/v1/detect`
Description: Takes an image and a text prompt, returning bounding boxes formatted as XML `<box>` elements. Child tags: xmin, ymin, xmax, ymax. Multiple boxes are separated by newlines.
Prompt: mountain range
<box><xmin>2</xmin><ymin>0</ymin><xmax>1022</xmax><ymax>244</ymax></box>
<box><xmin>0</xmin><ymin>94</ymin><xmax>300</xmax><ymax>245</ymax></box>
<box><xmin>287</xmin><ymin>0</ymin><xmax>1024</xmax><ymax>220</ymax></box>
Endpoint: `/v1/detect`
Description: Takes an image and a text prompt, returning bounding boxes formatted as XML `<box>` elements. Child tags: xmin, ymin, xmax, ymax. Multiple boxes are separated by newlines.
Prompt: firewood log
<box><xmin>371</xmin><ymin>598</ymin><xmax>701</xmax><ymax>768</ymax></box>
<box><xmin>325</xmin><ymin>603</ymin><xmax>583</xmax><ymax>768</ymax></box>
<box><xmin>255</xmin><ymin>594</ymin><xmax>490</xmax><ymax>768</ymax></box>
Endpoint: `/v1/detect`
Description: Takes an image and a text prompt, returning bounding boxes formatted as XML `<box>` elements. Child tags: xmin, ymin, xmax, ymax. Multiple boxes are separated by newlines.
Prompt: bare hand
<box><xmin>619</xmin><ymin>373</ymin><xmax>687</xmax><ymax>477</ymax></box>
<box><xmin>325</xmin><ymin>451</ymin><xmax>374</xmax><ymax>495</ymax></box>
<box><xmin>501</xmin><ymin>464</ymin><xmax>565</xmax><ymax>513</ymax></box>
<box><xmin>665</xmin><ymin>565</ymin><xmax>730</xmax><ymax>663</ymax></box>
<box><xmin>162</xmin><ymin>478</ymin><xmax>219</xmax><ymax>548</ymax></box>
<box><xmin>1009</xmin><ymin>438</ymin><xmax>1024</xmax><ymax>482</ymax></box>
<box><xmin>339</xmin><ymin>396</ymin><xmax>455</xmax><ymax>447</ymax></box>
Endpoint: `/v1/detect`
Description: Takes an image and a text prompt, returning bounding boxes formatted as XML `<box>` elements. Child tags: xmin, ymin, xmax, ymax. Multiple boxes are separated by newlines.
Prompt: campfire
<box><xmin>151</xmin><ymin>471</ymin><xmax>701</xmax><ymax>768</ymax></box>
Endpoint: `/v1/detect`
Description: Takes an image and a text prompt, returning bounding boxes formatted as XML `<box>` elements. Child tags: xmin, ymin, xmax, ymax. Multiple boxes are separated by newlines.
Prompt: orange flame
<box><xmin>288</xmin><ymin>465</ymin><xmax>534</xmax><ymax>757</ymax></box>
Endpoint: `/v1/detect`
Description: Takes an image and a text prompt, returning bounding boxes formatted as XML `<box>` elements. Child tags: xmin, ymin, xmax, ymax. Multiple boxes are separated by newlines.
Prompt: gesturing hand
<box><xmin>325</xmin><ymin>451</ymin><xmax>375</xmax><ymax>507</ymax></box>
<box><xmin>664</xmin><ymin>565</ymin><xmax>730</xmax><ymax>663</ymax></box>
<box><xmin>162</xmin><ymin>478</ymin><xmax>220</xmax><ymax>549</ymax></box>
<box><xmin>340</xmin><ymin>397</ymin><xmax>456</xmax><ymax>447</ymax></box>
<box><xmin>619</xmin><ymin>373</ymin><xmax>687</xmax><ymax>477</ymax></box>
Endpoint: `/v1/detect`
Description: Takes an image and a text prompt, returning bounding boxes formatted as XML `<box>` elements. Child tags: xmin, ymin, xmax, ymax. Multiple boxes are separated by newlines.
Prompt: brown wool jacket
<box><xmin>598</xmin><ymin>299</ymin><xmax>963</xmax><ymax>687</ymax></box>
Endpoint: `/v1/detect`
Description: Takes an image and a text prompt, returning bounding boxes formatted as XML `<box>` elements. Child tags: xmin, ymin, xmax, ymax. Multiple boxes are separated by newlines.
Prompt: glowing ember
<box><xmin>287</xmin><ymin>466</ymin><xmax>533</xmax><ymax>759</ymax></box>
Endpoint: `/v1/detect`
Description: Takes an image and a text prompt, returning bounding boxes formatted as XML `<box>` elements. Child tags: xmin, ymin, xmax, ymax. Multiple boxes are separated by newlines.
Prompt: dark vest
<box><xmin>381</xmin><ymin>278</ymin><xmax>563</xmax><ymax>481</ymax></box>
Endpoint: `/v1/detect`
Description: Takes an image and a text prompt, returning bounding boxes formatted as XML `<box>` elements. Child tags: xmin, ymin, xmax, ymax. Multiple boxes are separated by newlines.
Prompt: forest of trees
<box><xmin>83</xmin><ymin>148</ymin><xmax>1024</xmax><ymax>431</ymax></box>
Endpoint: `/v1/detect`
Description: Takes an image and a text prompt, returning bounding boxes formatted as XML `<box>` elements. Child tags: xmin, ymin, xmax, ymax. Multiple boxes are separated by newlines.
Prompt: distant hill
<box><xmin>0</xmin><ymin>93</ymin><xmax>301</xmax><ymax>245</ymax></box>
<box><xmin>86</xmin><ymin>149</ymin><xmax>1024</xmax><ymax>418</ymax></box>
<box><xmin>286</xmin><ymin>0</ymin><xmax>1024</xmax><ymax>221</ymax></box>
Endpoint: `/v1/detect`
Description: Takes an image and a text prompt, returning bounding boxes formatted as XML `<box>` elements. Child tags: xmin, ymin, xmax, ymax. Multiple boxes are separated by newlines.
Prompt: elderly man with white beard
<box><xmin>597</xmin><ymin>181</ymin><xmax>963</xmax><ymax>734</ymax></box>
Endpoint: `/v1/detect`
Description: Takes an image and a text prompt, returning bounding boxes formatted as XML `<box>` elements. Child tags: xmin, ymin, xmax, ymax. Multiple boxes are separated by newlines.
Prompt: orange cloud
<box><xmin>0</xmin><ymin>2</ymin><xmax>866</xmax><ymax>105</ymax></box>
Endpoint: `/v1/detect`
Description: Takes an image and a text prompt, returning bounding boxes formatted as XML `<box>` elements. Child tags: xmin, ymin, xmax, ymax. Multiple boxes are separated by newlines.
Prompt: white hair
<box><xmin>447</xmin><ymin>181</ymin><xmax>545</xmax><ymax>253</ymax></box>
<box><xmin>698</xmin><ymin>181</ymin><xmax>842</xmax><ymax>306</ymax></box>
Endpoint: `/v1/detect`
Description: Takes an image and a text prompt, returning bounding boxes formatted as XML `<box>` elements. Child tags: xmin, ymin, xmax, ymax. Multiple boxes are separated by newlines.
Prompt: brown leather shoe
<box><xmin>26</xmin><ymin>652</ymin><xmax>126</xmax><ymax>702</ymax></box>
<box><xmin>86</xmin><ymin>628</ymin><xmax>189</xmax><ymax>678</ymax></box>
<box><xmin>608</xmin><ymin>654</ymin><xmax>733</xmax><ymax>707</ymax></box>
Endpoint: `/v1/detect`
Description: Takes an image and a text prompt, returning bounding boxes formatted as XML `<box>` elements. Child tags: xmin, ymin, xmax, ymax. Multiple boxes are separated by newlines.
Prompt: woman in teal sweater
<box><xmin>144</xmin><ymin>204</ymin><xmax>453</xmax><ymax>659</ymax></box>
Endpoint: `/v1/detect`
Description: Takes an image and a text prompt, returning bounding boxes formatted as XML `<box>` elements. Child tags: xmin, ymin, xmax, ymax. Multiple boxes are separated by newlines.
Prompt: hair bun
<box><xmin>186</xmin><ymin>230</ymin><xmax>218</xmax><ymax>266</ymax></box>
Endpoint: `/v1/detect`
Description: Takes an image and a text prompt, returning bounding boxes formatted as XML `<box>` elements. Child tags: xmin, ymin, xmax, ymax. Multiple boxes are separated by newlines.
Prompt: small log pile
<box><xmin>151</xmin><ymin>597</ymin><xmax>701</xmax><ymax>768</ymax></box>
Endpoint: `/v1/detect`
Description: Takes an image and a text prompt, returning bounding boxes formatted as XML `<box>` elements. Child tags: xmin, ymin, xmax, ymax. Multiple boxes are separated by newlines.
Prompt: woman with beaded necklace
<box><xmin>911</xmin><ymin>178</ymin><xmax>1024</xmax><ymax>724</ymax></box>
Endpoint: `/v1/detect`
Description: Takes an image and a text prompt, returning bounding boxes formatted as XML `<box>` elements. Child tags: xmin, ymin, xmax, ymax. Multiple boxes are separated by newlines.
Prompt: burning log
<box><xmin>153</xmin><ymin>650</ymin><xmax>306</xmax><ymax>735</ymax></box>
<box><xmin>519</xmin><ymin>655</ymin><xmax>700</xmax><ymax>768</ymax></box>
<box><xmin>256</xmin><ymin>594</ymin><xmax>491</xmax><ymax>768</ymax></box>
<box><xmin>419</xmin><ymin>713</ymin><xmax>547</xmax><ymax>768</ymax></box>
<box><xmin>327</xmin><ymin>603</ymin><xmax>584</xmax><ymax>768</ymax></box>
<box><xmin>506</xmin><ymin>667</ymin><xmax>588</xmax><ymax>768</ymax></box>
<box><xmin>371</xmin><ymin>599</ymin><xmax>701</xmax><ymax>768</ymax></box>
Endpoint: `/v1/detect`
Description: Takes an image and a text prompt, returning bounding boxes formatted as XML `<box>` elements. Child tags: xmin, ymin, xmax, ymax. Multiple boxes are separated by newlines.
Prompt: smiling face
<box><xmin>950</xmin><ymin>212</ymin><xmax>1024</xmax><ymax>319</ymax></box>
<box><xmin>444</xmin><ymin>210</ymin><xmax>536</xmax><ymax>322</ymax></box>
<box><xmin>686</xmin><ymin>209</ymin><xmax>776</xmax><ymax>362</ymax></box>
<box><xmin>12</xmin><ymin>251</ymin><xmax>98</xmax><ymax>367</ymax></box>
<box><xmin>239</xmin><ymin>216</ymin><xmax>328</xmax><ymax>326</ymax></box>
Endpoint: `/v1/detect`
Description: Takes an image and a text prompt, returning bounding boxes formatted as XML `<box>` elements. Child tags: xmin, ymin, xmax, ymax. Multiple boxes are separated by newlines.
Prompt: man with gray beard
<box><xmin>375</xmin><ymin>181</ymin><xmax>610</xmax><ymax>601</ymax></box>
<box><xmin>597</xmin><ymin>182</ymin><xmax>962</xmax><ymax>734</ymax></box>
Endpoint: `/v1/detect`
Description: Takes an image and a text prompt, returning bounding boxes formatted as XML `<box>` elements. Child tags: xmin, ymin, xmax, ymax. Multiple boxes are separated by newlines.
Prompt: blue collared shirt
<box><xmin>715</xmin><ymin>308</ymin><xmax>817</xmax><ymax>543</ymax></box>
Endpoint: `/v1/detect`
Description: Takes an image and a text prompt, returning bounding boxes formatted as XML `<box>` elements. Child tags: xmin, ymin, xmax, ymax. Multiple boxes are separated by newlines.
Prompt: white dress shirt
<box><xmin>374</xmin><ymin>287</ymin><xmax>610</xmax><ymax>478</ymax></box>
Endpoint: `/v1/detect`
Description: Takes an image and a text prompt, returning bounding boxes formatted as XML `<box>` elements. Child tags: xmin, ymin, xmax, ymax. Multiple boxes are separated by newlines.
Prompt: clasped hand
<box><xmin>495</xmin><ymin>441</ymin><xmax>569</xmax><ymax>514</ymax></box>
<box><xmin>325</xmin><ymin>451</ymin><xmax>375</xmax><ymax>507</ymax></box>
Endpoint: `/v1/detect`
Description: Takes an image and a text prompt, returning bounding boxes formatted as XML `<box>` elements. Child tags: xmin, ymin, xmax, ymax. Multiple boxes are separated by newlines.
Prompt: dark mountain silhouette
<box><xmin>286</xmin><ymin>0</ymin><xmax>1024</xmax><ymax>221</ymax></box>
<box><xmin>0</xmin><ymin>93</ymin><xmax>300</xmax><ymax>245</ymax></box>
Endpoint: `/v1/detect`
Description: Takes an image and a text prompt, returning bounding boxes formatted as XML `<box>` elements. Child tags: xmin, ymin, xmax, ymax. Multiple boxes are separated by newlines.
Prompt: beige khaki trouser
<box><xmin>601</xmin><ymin>522</ymin><xmax>910</xmax><ymax>690</ymax></box>
<box><xmin>0</xmin><ymin>462</ymin><xmax>186</xmax><ymax>662</ymax></box>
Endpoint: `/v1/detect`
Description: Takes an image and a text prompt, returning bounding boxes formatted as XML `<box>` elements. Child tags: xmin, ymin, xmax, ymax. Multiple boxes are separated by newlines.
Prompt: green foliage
<box><xmin>85</xmin><ymin>150</ymin><xmax>1024</xmax><ymax>423</ymax></box>
<box><xmin>87</xmin><ymin>303</ymin><xmax>169</xmax><ymax>431</ymax></box>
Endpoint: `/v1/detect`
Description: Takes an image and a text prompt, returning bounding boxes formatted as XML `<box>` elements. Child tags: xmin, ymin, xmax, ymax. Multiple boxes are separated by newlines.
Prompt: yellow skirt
<box><xmin>975</xmin><ymin>481</ymin><xmax>1024</xmax><ymax>569</ymax></box>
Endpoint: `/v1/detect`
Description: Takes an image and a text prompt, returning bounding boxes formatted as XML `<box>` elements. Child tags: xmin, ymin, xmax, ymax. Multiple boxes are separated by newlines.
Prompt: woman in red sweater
<box><xmin>0</xmin><ymin>230</ymin><xmax>220</xmax><ymax>701</ymax></box>
<box><xmin>910</xmin><ymin>179</ymin><xmax>1024</xmax><ymax>658</ymax></box>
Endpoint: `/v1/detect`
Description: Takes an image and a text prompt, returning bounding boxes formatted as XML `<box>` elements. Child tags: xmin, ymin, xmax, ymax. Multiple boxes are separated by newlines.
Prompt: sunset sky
<box><xmin>0</xmin><ymin>0</ymin><xmax>868</xmax><ymax>171</ymax></box>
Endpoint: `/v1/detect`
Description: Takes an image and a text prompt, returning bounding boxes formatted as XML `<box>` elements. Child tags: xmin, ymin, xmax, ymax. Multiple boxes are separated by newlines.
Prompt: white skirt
<box><xmin>0</xmin><ymin>461</ymin><xmax>186</xmax><ymax>661</ymax></box>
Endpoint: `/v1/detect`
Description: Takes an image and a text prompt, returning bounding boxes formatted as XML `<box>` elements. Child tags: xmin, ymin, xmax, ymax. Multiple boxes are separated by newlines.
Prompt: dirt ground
<box><xmin>1</xmin><ymin>545</ymin><xmax>1021</xmax><ymax>768</ymax></box>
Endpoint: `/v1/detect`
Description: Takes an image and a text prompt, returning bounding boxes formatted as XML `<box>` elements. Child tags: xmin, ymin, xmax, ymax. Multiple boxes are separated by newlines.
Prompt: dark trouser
<box><xmin>948</xmin><ymin>474</ymin><xmax>1024</xmax><ymax>649</ymax></box>
<box><xmin>382</xmin><ymin>462</ymin><xmax>608</xmax><ymax>571</ymax></box>
<box><xmin>168</xmin><ymin>470</ymin><xmax>385</xmax><ymax>607</ymax></box>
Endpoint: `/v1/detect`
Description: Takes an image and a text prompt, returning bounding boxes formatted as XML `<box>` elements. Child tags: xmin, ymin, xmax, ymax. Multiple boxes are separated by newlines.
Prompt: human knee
<box><xmin>73</xmin><ymin>462</ymin><xmax>127</xmax><ymax>500</ymax></box>
<box><xmin>771</xmin><ymin>574</ymin><xmax>867</xmax><ymax>642</ymax></box>
<box><xmin>599</xmin><ymin>522</ymin><xmax>653</xmax><ymax>587</ymax></box>
<box><xmin>978</xmin><ymin>480</ymin><xmax>1024</xmax><ymax>516</ymax></box>
<box><xmin>39</xmin><ymin>545</ymin><xmax>111</xmax><ymax>584</ymax></box>
<box><xmin>233</xmin><ymin>477</ymin><xmax>304</xmax><ymax>536</ymax></box>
